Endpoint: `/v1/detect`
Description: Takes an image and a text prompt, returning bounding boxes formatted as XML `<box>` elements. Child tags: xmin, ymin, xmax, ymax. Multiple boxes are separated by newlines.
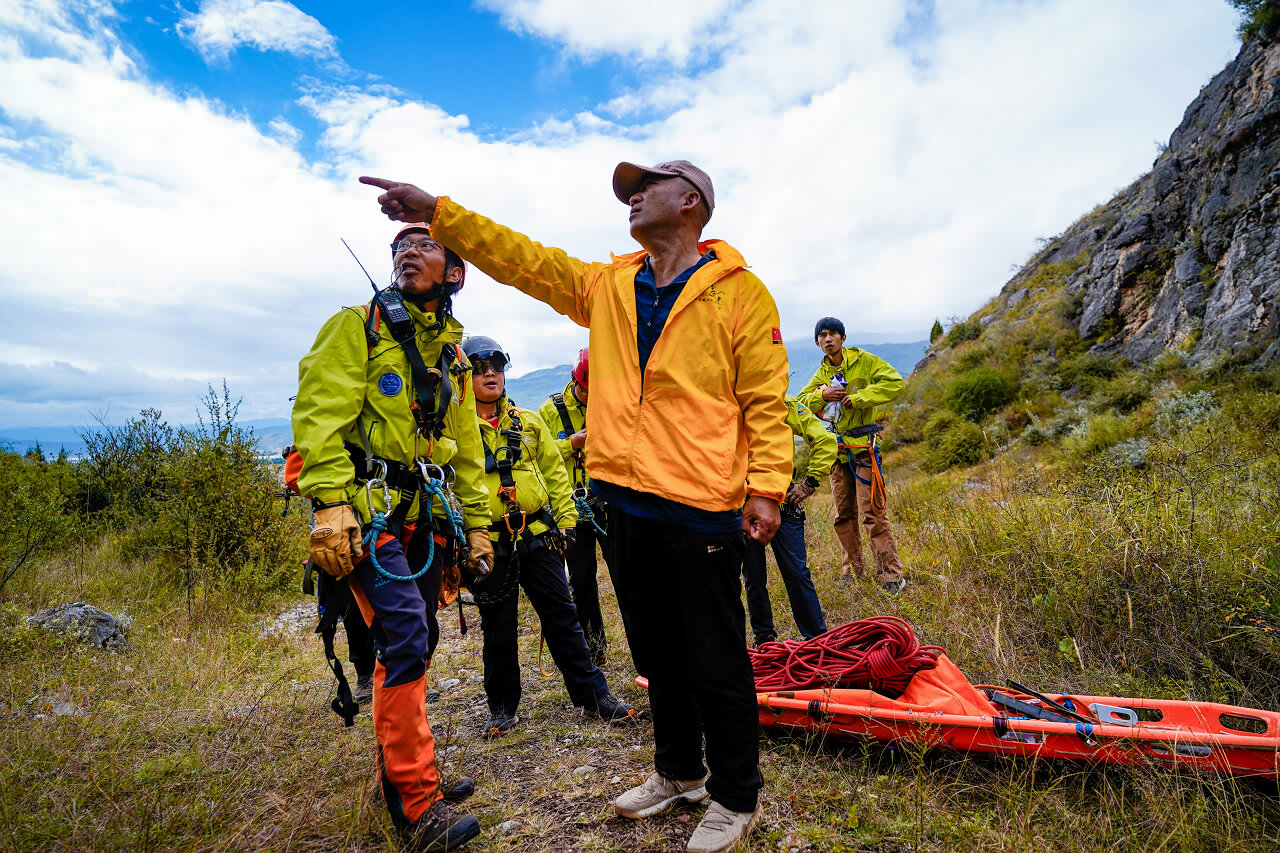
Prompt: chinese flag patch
<box><xmin>771</xmin><ymin>327</ymin><xmax>783</xmax><ymax>345</ymax></box>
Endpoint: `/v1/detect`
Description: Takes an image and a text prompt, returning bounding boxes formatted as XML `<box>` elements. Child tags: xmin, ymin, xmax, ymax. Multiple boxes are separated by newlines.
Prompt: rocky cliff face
<box><xmin>990</xmin><ymin>34</ymin><xmax>1280</xmax><ymax>367</ymax></box>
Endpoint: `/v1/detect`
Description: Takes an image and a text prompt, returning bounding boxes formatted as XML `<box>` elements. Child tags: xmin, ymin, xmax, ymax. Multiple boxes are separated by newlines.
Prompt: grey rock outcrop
<box><xmin>985</xmin><ymin>35</ymin><xmax>1280</xmax><ymax>368</ymax></box>
<box><xmin>28</xmin><ymin>601</ymin><xmax>132</xmax><ymax>650</ymax></box>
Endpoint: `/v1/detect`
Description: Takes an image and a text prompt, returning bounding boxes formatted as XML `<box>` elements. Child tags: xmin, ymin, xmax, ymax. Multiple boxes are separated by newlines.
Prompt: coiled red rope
<box><xmin>748</xmin><ymin>616</ymin><xmax>944</xmax><ymax>698</ymax></box>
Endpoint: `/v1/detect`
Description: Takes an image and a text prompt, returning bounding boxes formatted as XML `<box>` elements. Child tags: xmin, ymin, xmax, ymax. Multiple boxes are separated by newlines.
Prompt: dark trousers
<box><xmin>605</xmin><ymin>509</ymin><xmax>761</xmax><ymax>813</ymax></box>
<box><xmin>477</xmin><ymin>538</ymin><xmax>608</xmax><ymax>715</ymax></box>
<box><xmin>344</xmin><ymin>599</ymin><xmax>376</xmax><ymax>679</ymax></box>
<box><xmin>566</xmin><ymin>518</ymin><xmax>610</xmax><ymax>657</ymax></box>
<box><xmin>742</xmin><ymin>510</ymin><xmax>827</xmax><ymax>641</ymax></box>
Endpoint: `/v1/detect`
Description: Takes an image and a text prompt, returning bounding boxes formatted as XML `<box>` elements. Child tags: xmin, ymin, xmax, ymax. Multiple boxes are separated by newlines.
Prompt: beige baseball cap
<box><xmin>612</xmin><ymin>159</ymin><xmax>714</xmax><ymax>222</ymax></box>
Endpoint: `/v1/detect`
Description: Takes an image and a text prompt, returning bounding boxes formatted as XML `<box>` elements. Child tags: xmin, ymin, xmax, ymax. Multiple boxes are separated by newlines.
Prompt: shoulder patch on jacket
<box><xmin>377</xmin><ymin>372</ymin><xmax>403</xmax><ymax>397</ymax></box>
<box><xmin>771</xmin><ymin>327</ymin><xmax>783</xmax><ymax>345</ymax></box>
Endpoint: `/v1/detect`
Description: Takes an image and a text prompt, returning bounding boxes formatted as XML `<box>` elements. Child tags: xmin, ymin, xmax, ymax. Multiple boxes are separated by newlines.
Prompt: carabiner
<box><xmin>365</xmin><ymin>459</ymin><xmax>392</xmax><ymax>517</ymax></box>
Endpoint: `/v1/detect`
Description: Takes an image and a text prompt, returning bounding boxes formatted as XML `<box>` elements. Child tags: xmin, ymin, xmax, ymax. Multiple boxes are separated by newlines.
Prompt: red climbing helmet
<box><xmin>571</xmin><ymin>347</ymin><xmax>589</xmax><ymax>390</ymax></box>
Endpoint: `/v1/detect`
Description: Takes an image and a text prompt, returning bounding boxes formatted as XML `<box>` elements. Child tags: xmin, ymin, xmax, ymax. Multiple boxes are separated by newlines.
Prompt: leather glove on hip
<box><xmin>785</xmin><ymin>480</ymin><xmax>816</xmax><ymax>505</ymax></box>
<box><xmin>466</xmin><ymin>528</ymin><xmax>495</xmax><ymax>581</ymax></box>
<box><xmin>310</xmin><ymin>502</ymin><xmax>364</xmax><ymax>578</ymax></box>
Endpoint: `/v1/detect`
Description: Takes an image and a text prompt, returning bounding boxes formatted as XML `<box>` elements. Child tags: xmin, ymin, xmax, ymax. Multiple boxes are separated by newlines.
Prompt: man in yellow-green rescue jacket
<box><xmin>797</xmin><ymin>316</ymin><xmax>906</xmax><ymax>594</ymax></box>
<box><xmin>292</xmin><ymin>223</ymin><xmax>493</xmax><ymax>852</ymax></box>
<box><xmin>463</xmin><ymin>335</ymin><xmax>637</xmax><ymax>737</ymax></box>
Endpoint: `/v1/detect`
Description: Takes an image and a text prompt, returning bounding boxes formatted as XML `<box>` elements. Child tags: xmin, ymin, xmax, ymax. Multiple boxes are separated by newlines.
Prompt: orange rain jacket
<box><xmin>429</xmin><ymin>198</ymin><xmax>793</xmax><ymax>511</ymax></box>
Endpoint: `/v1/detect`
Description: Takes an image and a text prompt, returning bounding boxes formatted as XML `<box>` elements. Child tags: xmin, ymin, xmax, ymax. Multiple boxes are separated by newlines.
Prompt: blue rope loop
<box><xmin>363</xmin><ymin>461</ymin><xmax>466</xmax><ymax>583</ymax></box>
<box><xmin>573</xmin><ymin>488</ymin><xmax>606</xmax><ymax>538</ymax></box>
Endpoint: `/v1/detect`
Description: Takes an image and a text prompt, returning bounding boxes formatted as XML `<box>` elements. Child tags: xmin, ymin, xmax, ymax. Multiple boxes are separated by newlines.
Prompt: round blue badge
<box><xmin>378</xmin><ymin>372</ymin><xmax>403</xmax><ymax>397</ymax></box>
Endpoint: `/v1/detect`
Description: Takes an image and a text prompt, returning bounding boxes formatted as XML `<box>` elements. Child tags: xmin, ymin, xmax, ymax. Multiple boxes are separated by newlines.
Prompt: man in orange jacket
<box><xmin>361</xmin><ymin>160</ymin><xmax>791</xmax><ymax>853</ymax></box>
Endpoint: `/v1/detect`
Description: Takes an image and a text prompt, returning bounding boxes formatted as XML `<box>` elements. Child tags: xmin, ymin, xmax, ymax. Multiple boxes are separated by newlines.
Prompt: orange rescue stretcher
<box><xmin>755</xmin><ymin>654</ymin><xmax>1280</xmax><ymax>778</ymax></box>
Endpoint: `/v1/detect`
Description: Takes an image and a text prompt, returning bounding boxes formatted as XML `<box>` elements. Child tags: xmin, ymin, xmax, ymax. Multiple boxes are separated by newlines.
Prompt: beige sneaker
<box><xmin>686</xmin><ymin>800</ymin><xmax>762</xmax><ymax>853</ymax></box>
<box><xmin>614</xmin><ymin>771</ymin><xmax>709</xmax><ymax>819</ymax></box>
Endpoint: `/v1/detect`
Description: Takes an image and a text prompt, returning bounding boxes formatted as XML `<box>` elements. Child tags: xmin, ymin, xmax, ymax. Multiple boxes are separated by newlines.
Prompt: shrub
<box><xmin>929</xmin><ymin>319</ymin><xmax>943</xmax><ymax>344</ymax></box>
<box><xmin>1094</xmin><ymin>373</ymin><xmax>1150</xmax><ymax>413</ymax></box>
<box><xmin>922</xmin><ymin>410</ymin><xmax>962</xmax><ymax>442</ymax></box>
<box><xmin>1153</xmin><ymin>389</ymin><xmax>1217</xmax><ymax>437</ymax></box>
<box><xmin>1060</xmin><ymin>352</ymin><xmax>1123</xmax><ymax>393</ymax></box>
<box><xmin>1062</xmin><ymin>413</ymin><xmax>1134</xmax><ymax>457</ymax></box>
<box><xmin>945</xmin><ymin>319</ymin><xmax>982</xmax><ymax>347</ymax></box>
<box><xmin>943</xmin><ymin>367</ymin><xmax>1018</xmax><ymax>420</ymax></box>
<box><xmin>923</xmin><ymin>420</ymin><xmax>988</xmax><ymax>473</ymax></box>
<box><xmin>78</xmin><ymin>384</ymin><xmax>304</xmax><ymax>595</ymax></box>
<box><xmin>0</xmin><ymin>451</ymin><xmax>77</xmax><ymax>597</ymax></box>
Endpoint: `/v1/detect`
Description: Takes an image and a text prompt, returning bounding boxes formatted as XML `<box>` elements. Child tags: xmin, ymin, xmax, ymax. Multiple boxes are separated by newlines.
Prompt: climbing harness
<box><xmin>551</xmin><ymin>392</ymin><xmax>607</xmax><ymax>538</ymax></box>
<box><xmin>840</xmin><ymin>423</ymin><xmax>887</xmax><ymax>515</ymax></box>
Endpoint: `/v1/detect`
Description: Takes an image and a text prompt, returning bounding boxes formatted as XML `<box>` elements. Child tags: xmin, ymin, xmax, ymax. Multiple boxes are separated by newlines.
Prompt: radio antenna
<box><xmin>341</xmin><ymin>238</ymin><xmax>380</xmax><ymax>294</ymax></box>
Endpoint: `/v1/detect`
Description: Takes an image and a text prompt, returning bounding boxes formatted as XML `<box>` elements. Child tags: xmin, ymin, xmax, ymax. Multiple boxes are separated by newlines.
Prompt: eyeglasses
<box><xmin>391</xmin><ymin>237</ymin><xmax>443</xmax><ymax>255</ymax></box>
<box><xmin>470</xmin><ymin>351</ymin><xmax>509</xmax><ymax>373</ymax></box>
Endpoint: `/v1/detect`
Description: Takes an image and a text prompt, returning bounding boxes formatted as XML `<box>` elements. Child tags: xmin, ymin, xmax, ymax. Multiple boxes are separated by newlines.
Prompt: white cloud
<box><xmin>176</xmin><ymin>0</ymin><xmax>337</xmax><ymax>62</ymax></box>
<box><xmin>476</xmin><ymin>0</ymin><xmax>742</xmax><ymax>64</ymax></box>
<box><xmin>0</xmin><ymin>0</ymin><xmax>1246</xmax><ymax>428</ymax></box>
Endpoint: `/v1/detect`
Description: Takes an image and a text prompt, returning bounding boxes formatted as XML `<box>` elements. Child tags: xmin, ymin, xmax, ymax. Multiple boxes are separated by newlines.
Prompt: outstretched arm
<box><xmin>360</xmin><ymin>176</ymin><xmax>604</xmax><ymax>327</ymax></box>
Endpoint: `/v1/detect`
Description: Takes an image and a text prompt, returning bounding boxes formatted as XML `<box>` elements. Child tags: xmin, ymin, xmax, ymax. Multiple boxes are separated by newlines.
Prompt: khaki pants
<box><xmin>830</xmin><ymin>456</ymin><xmax>902</xmax><ymax>583</ymax></box>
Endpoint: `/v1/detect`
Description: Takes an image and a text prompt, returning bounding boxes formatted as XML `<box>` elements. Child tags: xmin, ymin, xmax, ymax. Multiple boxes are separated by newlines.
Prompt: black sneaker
<box><xmin>587</xmin><ymin>693</ymin><xmax>642</xmax><ymax>725</ymax></box>
<box><xmin>485</xmin><ymin>710</ymin><xmax>519</xmax><ymax>737</ymax></box>
<box><xmin>402</xmin><ymin>799</ymin><xmax>480</xmax><ymax>852</ymax></box>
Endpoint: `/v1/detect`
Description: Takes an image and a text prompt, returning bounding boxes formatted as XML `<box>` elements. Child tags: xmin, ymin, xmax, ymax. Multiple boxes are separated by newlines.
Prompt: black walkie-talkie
<box><xmin>342</xmin><ymin>238</ymin><xmax>415</xmax><ymax>342</ymax></box>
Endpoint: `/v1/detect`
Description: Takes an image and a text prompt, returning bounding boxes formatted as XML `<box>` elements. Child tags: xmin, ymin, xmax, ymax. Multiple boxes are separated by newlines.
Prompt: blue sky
<box><xmin>0</xmin><ymin>0</ymin><xmax>1244</xmax><ymax>428</ymax></box>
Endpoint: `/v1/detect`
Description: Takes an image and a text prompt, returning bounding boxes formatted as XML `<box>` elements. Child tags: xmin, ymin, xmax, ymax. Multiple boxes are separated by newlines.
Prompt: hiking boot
<box><xmin>753</xmin><ymin>631</ymin><xmax>778</xmax><ymax>649</ymax></box>
<box><xmin>586</xmin><ymin>692</ymin><xmax>642</xmax><ymax>725</ymax></box>
<box><xmin>615</xmin><ymin>770</ymin><xmax>709</xmax><ymax>819</ymax></box>
<box><xmin>401</xmin><ymin>798</ymin><xmax>480</xmax><ymax>852</ymax></box>
<box><xmin>589</xmin><ymin>643</ymin><xmax>608</xmax><ymax>668</ymax></box>
<box><xmin>442</xmin><ymin>776</ymin><xmax>475</xmax><ymax>803</ymax></box>
<box><xmin>352</xmin><ymin>674</ymin><xmax>374</xmax><ymax>705</ymax></box>
<box><xmin>835</xmin><ymin>572</ymin><xmax>855</xmax><ymax>588</ymax></box>
<box><xmin>880</xmin><ymin>577</ymin><xmax>908</xmax><ymax>596</ymax></box>
<box><xmin>426</xmin><ymin>688</ymin><xmax>441</xmax><ymax>704</ymax></box>
<box><xmin>484</xmin><ymin>710</ymin><xmax>519</xmax><ymax>737</ymax></box>
<box><xmin>686</xmin><ymin>800</ymin><xmax>762</xmax><ymax>853</ymax></box>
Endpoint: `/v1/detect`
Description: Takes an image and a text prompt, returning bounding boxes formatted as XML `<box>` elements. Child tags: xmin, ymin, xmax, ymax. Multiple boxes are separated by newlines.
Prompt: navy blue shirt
<box><xmin>634</xmin><ymin>250</ymin><xmax>714</xmax><ymax>374</ymax></box>
<box><xmin>593</xmin><ymin>249</ymin><xmax>740</xmax><ymax>534</ymax></box>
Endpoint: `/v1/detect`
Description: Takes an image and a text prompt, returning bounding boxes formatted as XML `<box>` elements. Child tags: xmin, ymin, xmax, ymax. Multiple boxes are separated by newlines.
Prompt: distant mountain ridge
<box><xmin>2</xmin><ymin>339</ymin><xmax>925</xmax><ymax>458</ymax></box>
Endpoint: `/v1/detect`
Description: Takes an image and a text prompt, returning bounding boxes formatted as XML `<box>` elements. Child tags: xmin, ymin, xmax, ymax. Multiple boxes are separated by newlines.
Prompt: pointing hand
<box><xmin>359</xmin><ymin>176</ymin><xmax>438</xmax><ymax>223</ymax></box>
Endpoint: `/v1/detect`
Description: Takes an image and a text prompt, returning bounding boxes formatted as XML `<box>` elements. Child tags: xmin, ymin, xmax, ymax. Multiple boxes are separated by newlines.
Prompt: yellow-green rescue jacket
<box><xmin>797</xmin><ymin>346</ymin><xmax>904</xmax><ymax>463</ymax></box>
<box><xmin>292</xmin><ymin>303</ymin><xmax>490</xmax><ymax>529</ymax></box>
<box><xmin>478</xmin><ymin>400</ymin><xmax>576</xmax><ymax>540</ymax></box>
<box><xmin>537</xmin><ymin>381</ymin><xmax>588</xmax><ymax>487</ymax></box>
<box><xmin>428</xmin><ymin>197</ymin><xmax>792</xmax><ymax>511</ymax></box>
<box><xmin>787</xmin><ymin>395</ymin><xmax>838</xmax><ymax>480</ymax></box>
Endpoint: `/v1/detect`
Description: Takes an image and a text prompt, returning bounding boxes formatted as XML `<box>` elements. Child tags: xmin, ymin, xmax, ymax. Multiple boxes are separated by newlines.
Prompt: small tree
<box><xmin>929</xmin><ymin>319</ymin><xmax>944</xmax><ymax>345</ymax></box>
<box><xmin>1231</xmin><ymin>0</ymin><xmax>1280</xmax><ymax>39</ymax></box>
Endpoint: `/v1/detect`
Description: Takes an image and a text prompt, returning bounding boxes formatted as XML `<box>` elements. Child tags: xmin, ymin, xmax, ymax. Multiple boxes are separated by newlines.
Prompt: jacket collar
<box><xmin>610</xmin><ymin>239</ymin><xmax>748</xmax><ymax>331</ymax></box>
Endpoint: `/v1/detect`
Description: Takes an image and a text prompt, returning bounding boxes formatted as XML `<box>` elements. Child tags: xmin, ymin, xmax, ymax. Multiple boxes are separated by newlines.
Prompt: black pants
<box><xmin>477</xmin><ymin>537</ymin><xmax>608</xmax><ymax>715</ymax></box>
<box><xmin>566</xmin><ymin>517</ymin><xmax>610</xmax><ymax>658</ymax></box>
<box><xmin>344</xmin><ymin>599</ymin><xmax>375</xmax><ymax>679</ymax></box>
<box><xmin>605</xmin><ymin>508</ymin><xmax>761</xmax><ymax>813</ymax></box>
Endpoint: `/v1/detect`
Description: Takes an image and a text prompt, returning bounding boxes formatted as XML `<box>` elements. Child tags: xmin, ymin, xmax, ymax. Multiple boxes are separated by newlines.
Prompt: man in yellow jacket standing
<box><xmin>798</xmin><ymin>317</ymin><xmax>907</xmax><ymax>593</ymax></box>
<box><xmin>361</xmin><ymin>159</ymin><xmax>791</xmax><ymax>853</ymax></box>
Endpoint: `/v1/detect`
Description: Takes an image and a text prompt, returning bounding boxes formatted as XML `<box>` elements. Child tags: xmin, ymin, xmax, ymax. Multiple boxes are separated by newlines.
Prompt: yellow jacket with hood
<box><xmin>427</xmin><ymin>197</ymin><xmax>793</xmax><ymax>512</ymax></box>
<box><xmin>291</xmin><ymin>303</ymin><xmax>490</xmax><ymax>530</ymax></box>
